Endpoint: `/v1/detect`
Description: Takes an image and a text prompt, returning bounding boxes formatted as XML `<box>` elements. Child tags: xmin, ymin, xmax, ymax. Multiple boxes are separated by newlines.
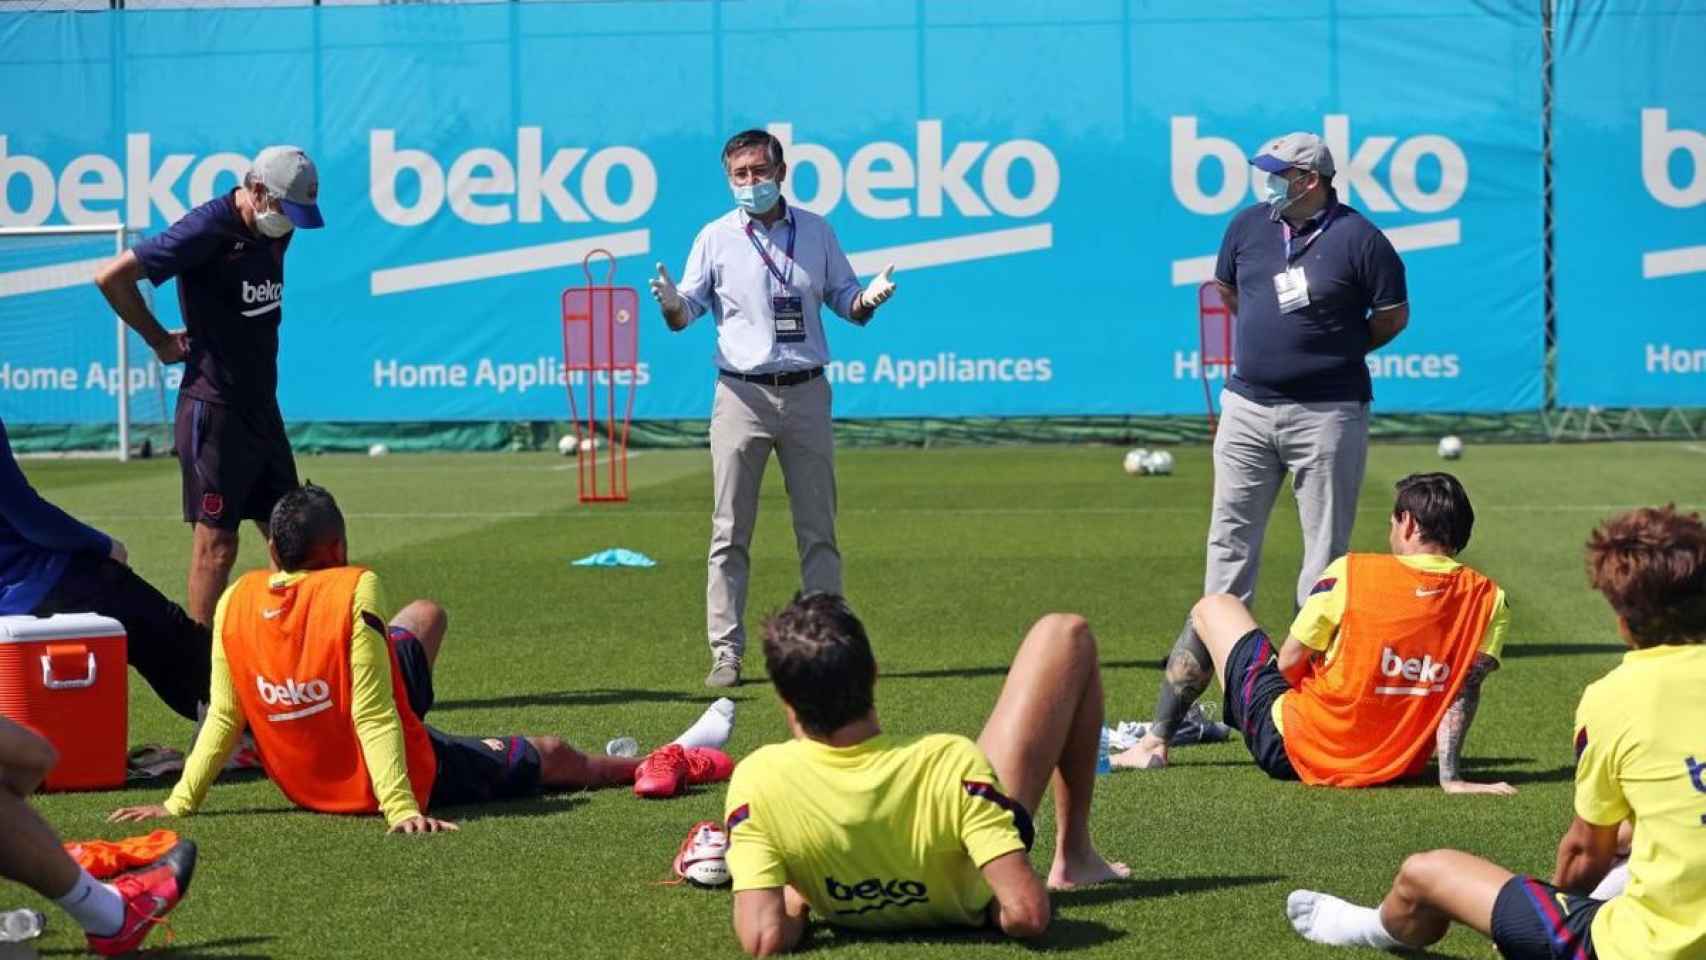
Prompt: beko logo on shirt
<box><xmin>1639</xmin><ymin>109</ymin><xmax>1706</xmax><ymax>281</ymax></box>
<box><xmin>255</xmin><ymin>676</ymin><xmax>333</xmax><ymax>721</ymax></box>
<box><xmin>1167</xmin><ymin>115</ymin><xmax>1468</xmax><ymax>286</ymax></box>
<box><xmin>241</xmin><ymin>279</ymin><xmax>282</xmax><ymax>317</ymax></box>
<box><xmin>825</xmin><ymin>876</ymin><xmax>929</xmax><ymax>915</ymax></box>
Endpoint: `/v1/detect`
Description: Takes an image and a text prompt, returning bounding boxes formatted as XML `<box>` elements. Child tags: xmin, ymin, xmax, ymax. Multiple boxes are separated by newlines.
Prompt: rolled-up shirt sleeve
<box><xmin>674</xmin><ymin>227</ymin><xmax>715</xmax><ymax>324</ymax></box>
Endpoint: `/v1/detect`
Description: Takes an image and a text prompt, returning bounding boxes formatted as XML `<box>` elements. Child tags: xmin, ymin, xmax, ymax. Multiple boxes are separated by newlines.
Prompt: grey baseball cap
<box><xmin>1251</xmin><ymin>132</ymin><xmax>1335</xmax><ymax>178</ymax></box>
<box><xmin>250</xmin><ymin>145</ymin><xmax>324</xmax><ymax>229</ymax></box>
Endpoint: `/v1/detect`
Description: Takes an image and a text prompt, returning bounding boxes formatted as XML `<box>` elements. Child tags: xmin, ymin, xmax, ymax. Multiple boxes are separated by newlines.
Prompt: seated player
<box><xmin>0</xmin><ymin>415</ymin><xmax>210</xmax><ymax>723</ymax></box>
<box><xmin>725</xmin><ymin>594</ymin><xmax>1128</xmax><ymax>955</ymax></box>
<box><xmin>0</xmin><ymin>716</ymin><xmax>197</xmax><ymax>955</ymax></box>
<box><xmin>1115</xmin><ymin>472</ymin><xmax>1513</xmax><ymax>793</ymax></box>
<box><xmin>1287</xmin><ymin>504</ymin><xmax>1706</xmax><ymax>959</ymax></box>
<box><xmin>110</xmin><ymin>483</ymin><xmax>732</xmax><ymax>834</ymax></box>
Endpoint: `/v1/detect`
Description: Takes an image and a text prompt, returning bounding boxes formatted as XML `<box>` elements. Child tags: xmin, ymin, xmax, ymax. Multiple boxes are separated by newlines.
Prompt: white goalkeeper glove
<box><xmin>859</xmin><ymin>264</ymin><xmax>897</xmax><ymax>311</ymax></box>
<box><xmin>649</xmin><ymin>262</ymin><xmax>684</xmax><ymax>313</ymax></box>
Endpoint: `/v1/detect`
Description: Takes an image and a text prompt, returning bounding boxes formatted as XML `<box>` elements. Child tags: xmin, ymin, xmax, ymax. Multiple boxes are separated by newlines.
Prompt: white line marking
<box><xmin>846</xmin><ymin>224</ymin><xmax>1052</xmax><ymax>277</ymax></box>
<box><xmin>1170</xmin><ymin>218</ymin><xmax>1462</xmax><ymax>286</ymax></box>
<box><xmin>0</xmin><ymin>255</ymin><xmax>110</xmax><ymax>298</ymax></box>
<box><xmin>369</xmin><ymin>229</ymin><xmax>650</xmax><ymax>296</ymax></box>
<box><xmin>240</xmin><ymin>300</ymin><xmax>281</xmax><ymax>317</ymax></box>
<box><xmin>268</xmin><ymin>700</ymin><xmax>333</xmax><ymax>722</ymax></box>
<box><xmin>72</xmin><ymin>502</ymin><xmax>1702</xmax><ymax>523</ymax></box>
<box><xmin>1642</xmin><ymin>244</ymin><xmax>1706</xmax><ymax>279</ymax></box>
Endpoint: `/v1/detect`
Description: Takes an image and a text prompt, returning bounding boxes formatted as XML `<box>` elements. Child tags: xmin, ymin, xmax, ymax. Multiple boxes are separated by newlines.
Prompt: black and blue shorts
<box><xmin>389</xmin><ymin>625</ymin><xmax>543</xmax><ymax>809</ymax></box>
<box><xmin>1220</xmin><ymin>628</ymin><xmax>1299</xmax><ymax>781</ymax></box>
<box><xmin>1490</xmin><ymin>875</ymin><xmax>1602</xmax><ymax>960</ymax></box>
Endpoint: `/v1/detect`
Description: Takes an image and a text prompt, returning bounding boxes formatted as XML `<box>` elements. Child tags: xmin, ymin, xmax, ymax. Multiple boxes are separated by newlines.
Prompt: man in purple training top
<box><xmin>96</xmin><ymin>146</ymin><xmax>325</xmax><ymax>627</ymax></box>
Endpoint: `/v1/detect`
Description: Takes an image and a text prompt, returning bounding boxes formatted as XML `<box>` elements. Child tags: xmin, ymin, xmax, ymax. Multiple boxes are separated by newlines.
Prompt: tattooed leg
<box><xmin>1110</xmin><ymin>618</ymin><xmax>1212</xmax><ymax>770</ymax></box>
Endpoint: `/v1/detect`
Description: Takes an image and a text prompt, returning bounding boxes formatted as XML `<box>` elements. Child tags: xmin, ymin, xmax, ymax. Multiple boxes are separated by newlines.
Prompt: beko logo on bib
<box><xmin>767</xmin><ymin>120</ymin><xmax>1060</xmax><ymax>279</ymax></box>
<box><xmin>256</xmin><ymin>676</ymin><xmax>334</xmax><ymax>721</ymax></box>
<box><xmin>1375</xmin><ymin>647</ymin><xmax>1451</xmax><ymax>695</ymax></box>
<box><xmin>1168</xmin><ymin>115</ymin><xmax>1468</xmax><ymax>286</ymax></box>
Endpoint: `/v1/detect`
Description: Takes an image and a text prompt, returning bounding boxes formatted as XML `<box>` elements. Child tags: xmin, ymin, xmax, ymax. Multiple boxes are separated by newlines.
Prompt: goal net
<box><xmin>0</xmin><ymin>225</ymin><xmax>173</xmax><ymax>460</ymax></box>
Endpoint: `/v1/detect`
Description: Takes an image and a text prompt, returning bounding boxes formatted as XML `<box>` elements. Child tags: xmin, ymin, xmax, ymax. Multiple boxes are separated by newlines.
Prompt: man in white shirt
<box><xmin>649</xmin><ymin>129</ymin><xmax>898</xmax><ymax>687</ymax></box>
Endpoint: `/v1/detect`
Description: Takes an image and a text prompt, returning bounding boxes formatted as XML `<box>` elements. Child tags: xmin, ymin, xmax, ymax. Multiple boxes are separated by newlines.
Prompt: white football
<box><xmin>579</xmin><ymin>436</ymin><xmax>600</xmax><ymax>453</ymax></box>
<box><xmin>367</xmin><ymin>443</ymin><xmax>389</xmax><ymax>457</ymax></box>
<box><xmin>1145</xmin><ymin>450</ymin><xmax>1175</xmax><ymax>475</ymax></box>
<box><xmin>1438</xmin><ymin>435</ymin><xmax>1464</xmax><ymax>460</ymax></box>
<box><xmin>1122</xmin><ymin>448</ymin><xmax>1150</xmax><ymax>475</ymax></box>
<box><xmin>557</xmin><ymin>434</ymin><xmax>577</xmax><ymax>456</ymax></box>
<box><xmin>682</xmin><ymin>857</ymin><xmax>731</xmax><ymax>888</ymax></box>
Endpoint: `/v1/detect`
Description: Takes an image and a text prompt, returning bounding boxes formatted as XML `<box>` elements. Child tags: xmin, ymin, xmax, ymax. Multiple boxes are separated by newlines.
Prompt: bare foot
<box><xmin>1047</xmin><ymin>851</ymin><xmax>1132</xmax><ymax>890</ymax></box>
<box><xmin>1109</xmin><ymin>734</ymin><xmax>1168</xmax><ymax>770</ymax></box>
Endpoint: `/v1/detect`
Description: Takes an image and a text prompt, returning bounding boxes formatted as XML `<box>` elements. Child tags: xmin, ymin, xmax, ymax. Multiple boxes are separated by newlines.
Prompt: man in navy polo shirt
<box><xmin>96</xmin><ymin>146</ymin><xmax>324</xmax><ymax>627</ymax></box>
<box><xmin>1116</xmin><ymin>132</ymin><xmax>1409</xmax><ymax>771</ymax></box>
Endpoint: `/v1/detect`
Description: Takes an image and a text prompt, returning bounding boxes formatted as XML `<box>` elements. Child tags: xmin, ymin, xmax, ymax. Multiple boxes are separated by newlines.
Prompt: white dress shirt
<box><xmin>675</xmin><ymin>199</ymin><xmax>866</xmax><ymax>374</ymax></box>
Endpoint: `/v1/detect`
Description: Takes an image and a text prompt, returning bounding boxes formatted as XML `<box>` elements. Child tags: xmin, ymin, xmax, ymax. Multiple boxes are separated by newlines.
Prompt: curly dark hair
<box><xmin>1586</xmin><ymin>505</ymin><xmax>1706</xmax><ymax>648</ymax></box>
<box><xmin>268</xmin><ymin>483</ymin><xmax>345</xmax><ymax>571</ymax></box>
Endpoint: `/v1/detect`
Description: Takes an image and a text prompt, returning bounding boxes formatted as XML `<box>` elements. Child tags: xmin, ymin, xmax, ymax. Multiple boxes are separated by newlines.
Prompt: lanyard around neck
<box><xmin>744</xmin><ymin>211</ymin><xmax>796</xmax><ymax>290</ymax></box>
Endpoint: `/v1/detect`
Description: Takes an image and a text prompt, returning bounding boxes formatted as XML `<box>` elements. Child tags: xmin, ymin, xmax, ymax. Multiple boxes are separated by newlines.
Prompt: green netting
<box><xmin>9</xmin><ymin>409</ymin><xmax>1705</xmax><ymax>455</ymax></box>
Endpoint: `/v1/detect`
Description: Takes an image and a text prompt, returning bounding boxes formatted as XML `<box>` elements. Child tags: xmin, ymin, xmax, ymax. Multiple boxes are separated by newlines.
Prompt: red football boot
<box><xmin>85</xmin><ymin>839</ymin><xmax>197</xmax><ymax>957</ymax></box>
<box><xmin>634</xmin><ymin>744</ymin><xmax>688</xmax><ymax>798</ymax></box>
<box><xmin>682</xmin><ymin>747</ymin><xmax>733</xmax><ymax>786</ymax></box>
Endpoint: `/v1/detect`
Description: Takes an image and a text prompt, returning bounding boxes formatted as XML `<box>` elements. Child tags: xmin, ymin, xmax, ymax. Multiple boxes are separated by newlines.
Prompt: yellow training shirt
<box><xmin>165</xmin><ymin>570</ymin><xmax>422</xmax><ymax>827</ymax></box>
<box><xmin>1573</xmin><ymin>643</ymin><xmax>1706</xmax><ymax>960</ymax></box>
<box><xmin>1274</xmin><ymin>553</ymin><xmax>1509</xmax><ymax>733</ymax></box>
<box><xmin>724</xmin><ymin>733</ymin><xmax>1029</xmax><ymax>931</ymax></box>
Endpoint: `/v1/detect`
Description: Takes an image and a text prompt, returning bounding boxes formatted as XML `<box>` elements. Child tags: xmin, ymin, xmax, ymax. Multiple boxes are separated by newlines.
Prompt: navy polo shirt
<box><xmin>1213</xmin><ymin>192</ymin><xmax>1406</xmax><ymax>404</ymax></box>
<box><xmin>135</xmin><ymin>191</ymin><xmax>292</xmax><ymax>408</ymax></box>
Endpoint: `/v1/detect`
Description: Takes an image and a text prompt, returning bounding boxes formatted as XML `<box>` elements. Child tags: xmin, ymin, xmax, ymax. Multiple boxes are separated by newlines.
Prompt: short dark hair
<box><xmin>721</xmin><ymin>129</ymin><xmax>784</xmax><ymax>171</ymax></box>
<box><xmin>761</xmin><ymin>593</ymin><xmax>875</xmax><ymax>738</ymax></box>
<box><xmin>269</xmin><ymin>483</ymin><xmax>345</xmax><ymax>571</ymax></box>
<box><xmin>1586</xmin><ymin>505</ymin><xmax>1706</xmax><ymax>648</ymax></box>
<box><xmin>1392</xmin><ymin>472</ymin><xmax>1474</xmax><ymax>554</ymax></box>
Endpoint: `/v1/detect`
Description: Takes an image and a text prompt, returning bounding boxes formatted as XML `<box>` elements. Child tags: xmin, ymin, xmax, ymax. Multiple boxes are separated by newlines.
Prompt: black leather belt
<box><xmin>718</xmin><ymin>366</ymin><xmax>824</xmax><ymax>387</ymax></box>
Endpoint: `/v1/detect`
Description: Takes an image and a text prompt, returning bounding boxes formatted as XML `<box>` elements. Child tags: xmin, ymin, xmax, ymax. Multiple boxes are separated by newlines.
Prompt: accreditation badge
<box><xmin>1273</xmin><ymin>266</ymin><xmax>1311</xmax><ymax>314</ymax></box>
<box><xmin>772</xmin><ymin>295</ymin><xmax>805</xmax><ymax>343</ymax></box>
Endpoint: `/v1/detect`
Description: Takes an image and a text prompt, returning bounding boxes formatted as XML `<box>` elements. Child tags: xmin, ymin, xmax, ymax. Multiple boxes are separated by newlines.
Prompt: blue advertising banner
<box><xmin>1554</xmin><ymin>0</ymin><xmax>1706</xmax><ymax>407</ymax></box>
<box><xmin>0</xmin><ymin>0</ymin><xmax>1543</xmax><ymax>423</ymax></box>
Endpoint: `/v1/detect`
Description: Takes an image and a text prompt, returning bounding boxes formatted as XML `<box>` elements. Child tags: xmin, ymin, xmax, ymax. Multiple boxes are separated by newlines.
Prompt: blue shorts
<box><xmin>1490</xmin><ymin>876</ymin><xmax>1602</xmax><ymax>960</ymax></box>
<box><xmin>1219</xmin><ymin>628</ymin><xmax>1298</xmax><ymax>781</ymax></box>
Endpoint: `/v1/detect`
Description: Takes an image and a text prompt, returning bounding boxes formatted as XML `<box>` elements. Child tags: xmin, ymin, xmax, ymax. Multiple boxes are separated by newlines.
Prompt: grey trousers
<box><xmin>1202</xmin><ymin>387</ymin><xmax>1370</xmax><ymax>612</ymax></box>
<box><xmin>706</xmin><ymin>374</ymin><xmax>842</xmax><ymax>661</ymax></box>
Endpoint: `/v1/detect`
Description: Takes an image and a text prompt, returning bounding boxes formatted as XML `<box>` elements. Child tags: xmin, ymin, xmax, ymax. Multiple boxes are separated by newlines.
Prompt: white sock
<box><xmin>1287</xmin><ymin>890</ymin><xmax>1401</xmax><ymax>949</ymax></box>
<box><xmin>672</xmin><ymin>698</ymin><xmax>736</xmax><ymax>749</ymax></box>
<box><xmin>1591</xmin><ymin>860</ymin><xmax>1630</xmax><ymax>900</ymax></box>
<box><xmin>55</xmin><ymin>869</ymin><xmax>124</xmax><ymax>937</ymax></box>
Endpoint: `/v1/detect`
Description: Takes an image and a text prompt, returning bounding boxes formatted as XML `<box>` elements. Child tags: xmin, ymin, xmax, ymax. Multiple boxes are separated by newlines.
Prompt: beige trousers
<box><xmin>706</xmin><ymin>374</ymin><xmax>842</xmax><ymax>660</ymax></box>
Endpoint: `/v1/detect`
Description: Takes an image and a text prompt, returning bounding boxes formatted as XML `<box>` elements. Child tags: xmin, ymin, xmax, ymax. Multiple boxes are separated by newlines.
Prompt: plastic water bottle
<box><xmin>604</xmin><ymin>736</ymin><xmax>638</xmax><ymax>758</ymax></box>
<box><xmin>1096</xmin><ymin>726</ymin><xmax>1112</xmax><ymax>775</ymax></box>
<box><xmin>0</xmin><ymin>909</ymin><xmax>44</xmax><ymax>943</ymax></box>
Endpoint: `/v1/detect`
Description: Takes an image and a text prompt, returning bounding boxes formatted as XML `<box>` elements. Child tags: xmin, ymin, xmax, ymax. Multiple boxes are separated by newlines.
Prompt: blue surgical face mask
<box><xmin>1262</xmin><ymin>171</ymin><xmax>1307</xmax><ymax>221</ymax></box>
<box><xmin>732</xmin><ymin>179</ymin><xmax>781</xmax><ymax>215</ymax></box>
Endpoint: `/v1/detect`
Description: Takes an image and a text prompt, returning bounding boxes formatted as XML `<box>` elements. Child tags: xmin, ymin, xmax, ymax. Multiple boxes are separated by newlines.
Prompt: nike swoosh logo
<box><xmin>1415</xmin><ymin>588</ymin><xmax>1445</xmax><ymax>597</ymax></box>
<box><xmin>261</xmin><ymin>608</ymin><xmax>284</xmax><ymax>619</ymax></box>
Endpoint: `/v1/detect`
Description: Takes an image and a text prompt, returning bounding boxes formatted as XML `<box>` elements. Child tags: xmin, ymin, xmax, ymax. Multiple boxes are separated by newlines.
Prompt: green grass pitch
<box><xmin>14</xmin><ymin>441</ymin><xmax>1706</xmax><ymax>958</ymax></box>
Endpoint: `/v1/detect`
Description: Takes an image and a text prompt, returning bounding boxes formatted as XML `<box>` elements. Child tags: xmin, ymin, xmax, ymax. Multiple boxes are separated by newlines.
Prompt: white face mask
<box><xmin>252</xmin><ymin>189</ymin><xmax>295</xmax><ymax>238</ymax></box>
<box><xmin>1262</xmin><ymin>171</ymin><xmax>1310</xmax><ymax>221</ymax></box>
